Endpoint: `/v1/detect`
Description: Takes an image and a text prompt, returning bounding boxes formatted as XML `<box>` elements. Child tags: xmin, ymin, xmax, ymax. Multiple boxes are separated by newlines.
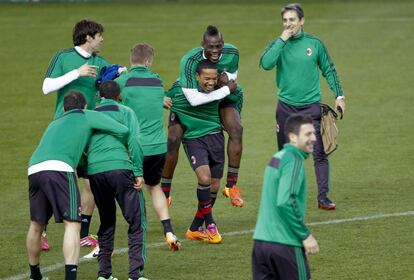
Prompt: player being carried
<box><xmin>166</xmin><ymin>59</ymin><xmax>237</xmax><ymax>244</ymax></box>
<box><xmin>162</xmin><ymin>25</ymin><xmax>244</xmax><ymax>208</ymax></box>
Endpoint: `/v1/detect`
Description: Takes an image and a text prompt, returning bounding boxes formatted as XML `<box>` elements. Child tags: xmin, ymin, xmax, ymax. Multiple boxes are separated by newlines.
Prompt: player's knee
<box><xmin>167</xmin><ymin>133</ymin><xmax>182</xmax><ymax>151</ymax></box>
<box><xmin>197</xmin><ymin>174</ymin><xmax>211</xmax><ymax>186</ymax></box>
<box><xmin>227</xmin><ymin>122</ymin><xmax>243</xmax><ymax>142</ymax></box>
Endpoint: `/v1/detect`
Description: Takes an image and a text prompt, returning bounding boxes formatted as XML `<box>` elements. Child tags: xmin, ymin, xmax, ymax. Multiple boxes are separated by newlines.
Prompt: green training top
<box><xmin>260</xmin><ymin>31</ymin><xmax>344</xmax><ymax>106</ymax></box>
<box><xmin>253</xmin><ymin>144</ymin><xmax>310</xmax><ymax>247</ymax></box>
<box><xmin>45</xmin><ymin>48</ymin><xmax>109</xmax><ymax>118</ymax></box>
<box><xmin>87</xmin><ymin>98</ymin><xmax>144</xmax><ymax>177</ymax></box>
<box><xmin>167</xmin><ymin>80</ymin><xmax>221</xmax><ymax>140</ymax></box>
<box><xmin>116</xmin><ymin>66</ymin><xmax>167</xmax><ymax>156</ymax></box>
<box><xmin>29</xmin><ymin>109</ymin><xmax>129</xmax><ymax>169</ymax></box>
<box><xmin>179</xmin><ymin>43</ymin><xmax>243</xmax><ymax>104</ymax></box>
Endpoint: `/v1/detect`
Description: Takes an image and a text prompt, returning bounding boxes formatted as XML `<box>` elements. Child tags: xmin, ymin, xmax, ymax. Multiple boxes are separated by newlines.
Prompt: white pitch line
<box><xmin>3</xmin><ymin>210</ymin><xmax>414</xmax><ymax>280</ymax></box>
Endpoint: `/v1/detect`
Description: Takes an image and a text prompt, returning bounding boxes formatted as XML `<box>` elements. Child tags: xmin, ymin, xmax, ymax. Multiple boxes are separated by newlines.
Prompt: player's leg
<box><xmin>160</xmin><ymin>112</ymin><xmax>184</xmax><ymax>205</ymax></box>
<box><xmin>88</xmin><ymin>173</ymin><xmax>117</xmax><ymax>278</ymax></box>
<box><xmin>193</xmin><ymin>165</ymin><xmax>221</xmax><ymax>243</ymax></box>
<box><xmin>27</xmin><ymin>221</ymin><xmax>44</xmax><ymax>280</ymax></box>
<box><xmin>47</xmin><ymin>171</ymin><xmax>82</xmax><ymax>280</ymax></box>
<box><xmin>220</xmin><ymin>104</ymin><xmax>244</xmax><ymax>207</ymax></box>
<box><xmin>113</xmin><ymin>170</ymin><xmax>148</xmax><ymax>278</ymax></box>
<box><xmin>79</xmin><ymin>176</ymin><xmax>98</xmax><ymax>245</ymax></box>
<box><xmin>27</xmin><ymin>172</ymin><xmax>52</xmax><ymax>280</ymax></box>
<box><xmin>62</xmin><ymin>220</ymin><xmax>81</xmax><ymax>279</ymax></box>
<box><xmin>276</xmin><ymin>101</ymin><xmax>295</xmax><ymax>151</ymax></box>
<box><xmin>208</xmin><ymin>131</ymin><xmax>225</xmax><ymax>209</ymax></box>
<box><xmin>306</xmin><ymin>104</ymin><xmax>335</xmax><ymax>210</ymax></box>
<box><xmin>144</xmin><ymin>154</ymin><xmax>180</xmax><ymax>250</ymax></box>
<box><xmin>182</xmin><ymin>138</ymin><xmax>210</xmax><ymax>242</ymax></box>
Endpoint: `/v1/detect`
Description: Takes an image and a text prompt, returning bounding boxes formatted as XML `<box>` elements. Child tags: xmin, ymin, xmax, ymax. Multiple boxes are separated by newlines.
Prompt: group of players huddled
<box><xmin>27</xmin><ymin>19</ymin><xmax>244</xmax><ymax>280</ymax></box>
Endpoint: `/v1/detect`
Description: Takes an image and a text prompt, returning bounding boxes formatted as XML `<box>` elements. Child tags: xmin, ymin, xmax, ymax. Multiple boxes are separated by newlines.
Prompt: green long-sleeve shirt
<box><xmin>260</xmin><ymin>31</ymin><xmax>344</xmax><ymax>106</ymax></box>
<box><xmin>253</xmin><ymin>144</ymin><xmax>310</xmax><ymax>247</ymax></box>
<box><xmin>86</xmin><ymin>98</ymin><xmax>144</xmax><ymax>177</ymax></box>
<box><xmin>29</xmin><ymin>109</ymin><xmax>129</xmax><ymax>169</ymax></box>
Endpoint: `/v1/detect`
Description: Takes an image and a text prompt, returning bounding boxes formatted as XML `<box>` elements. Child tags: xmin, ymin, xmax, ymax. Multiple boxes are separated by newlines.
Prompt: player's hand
<box><xmin>118</xmin><ymin>66</ymin><xmax>128</xmax><ymax>74</ymax></box>
<box><xmin>280</xmin><ymin>26</ymin><xmax>294</xmax><ymax>41</ymax></box>
<box><xmin>302</xmin><ymin>234</ymin><xmax>319</xmax><ymax>255</ymax></box>
<box><xmin>164</xmin><ymin>97</ymin><xmax>172</xmax><ymax>109</ymax></box>
<box><xmin>218</xmin><ymin>72</ymin><xmax>229</xmax><ymax>87</ymax></box>
<box><xmin>226</xmin><ymin>80</ymin><xmax>237</xmax><ymax>93</ymax></box>
<box><xmin>78</xmin><ymin>63</ymin><xmax>99</xmax><ymax>77</ymax></box>
<box><xmin>134</xmin><ymin>176</ymin><xmax>144</xmax><ymax>191</ymax></box>
<box><xmin>335</xmin><ymin>98</ymin><xmax>346</xmax><ymax>118</ymax></box>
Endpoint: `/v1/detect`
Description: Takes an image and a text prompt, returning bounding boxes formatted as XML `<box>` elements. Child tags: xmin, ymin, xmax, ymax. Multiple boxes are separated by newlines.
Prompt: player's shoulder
<box><xmin>181</xmin><ymin>47</ymin><xmax>204</xmax><ymax>62</ymax></box>
<box><xmin>52</xmin><ymin>48</ymin><xmax>76</xmax><ymax>59</ymax></box>
<box><xmin>93</xmin><ymin>53</ymin><xmax>110</xmax><ymax>64</ymax></box>
<box><xmin>303</xmin><ymin>32</ymin><xmax>324</xmax><ymax>44</ymax></box>
<box><xmin>223</xmin><ymin>43</ymin><xmax>239</xmax><ymax>52</ymax></box>
<box><xmin>117</xmin><ymin>102</ymin><xmax>131</xmax><ymax>112</ymax></box>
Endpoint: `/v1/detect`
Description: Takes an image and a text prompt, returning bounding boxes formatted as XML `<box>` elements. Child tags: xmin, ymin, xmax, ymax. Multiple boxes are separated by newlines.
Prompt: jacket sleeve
<box><xmin>259</xmin><ymin>38</ymin><xmax>286</xmax><ymax>70</ymax></box>
<box><xmin>317</xmin><ymin>40</ymin><xmax>344</xmax><ymax>98</ymax></box>
<box><xmin>85</xmin><ymin>110</ymin><xmax>129</xmax><ymax>139</ymax></box>
<box><xmin>125</xmin><ymin>109</ymin><xmax>144</xmax><ymax>177</ymax></box>
<box><xmin>276</xmin><ymin>159</ymin><xmax>310</xmax><ymax>241</ymax></box>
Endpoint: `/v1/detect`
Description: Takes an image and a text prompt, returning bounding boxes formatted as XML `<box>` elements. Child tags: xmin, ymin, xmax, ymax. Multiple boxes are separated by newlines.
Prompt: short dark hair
<box><xmin>72</xmin><ymin>19</ymin><xmax>104</xmax><ymax>46</ymax></box>
<box><xmin>284</xmin><ymin>114</ymin><xmax>313</xmax><ymax>141</ymax></box>
<box><xmin>64</xmin><ymin>90</ymin><xmax>86</xmax><ymax>111</ymax></box>
<box><xmin>281</xmin><ymin>3</ymin><xmax>305</xmax><ymax>19</ymax></box>
<box><xmin>196</xmin><ymin>59</ymin><xmax>217</xmax><ymax>74</ymax></box>
<box><xmin>130</xmin><ymin>43</ymin><xmax>154</xmax><ymax>65</ymax></box>
<box><xmin>203</xmin><ymin>25</ymin><xmax>222</xmax><ymax>41</ymax></box>
<box><xmin>99</xmin><ymin>80</ymin><xmax>120</xmax><ymax>100</ymax></box>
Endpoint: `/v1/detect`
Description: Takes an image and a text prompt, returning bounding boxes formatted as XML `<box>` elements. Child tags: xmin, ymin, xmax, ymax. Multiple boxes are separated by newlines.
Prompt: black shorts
<box><xmin>143</xmin><ymin>153</ymin><xmax>166</xmax><ymax>186</ymax></box>
<box><xmin>182</xmin><ymin>132</ymin><xmax>224</xmax><ymax>179</ymax></box>
<box><xmin>252</xmin><ymin>240</ymin><xmax>311</xmax><ymax>280</ymax></box>
<box><xmin>168</xmin><ymin>111</ymin><xmax>182</xmax><ymax>127</ymax></box>
<box><xmin>29</xmin><ymin>171</ymin><xmax>81</xmax><ymax>224</ymax></box>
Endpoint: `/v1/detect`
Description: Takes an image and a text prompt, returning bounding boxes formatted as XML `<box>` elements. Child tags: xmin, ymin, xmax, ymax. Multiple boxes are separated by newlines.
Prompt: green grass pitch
<box><xmin>0</xmin><ymin>1</ymin><xmax>413</xmax><ymax>279</ymax></box>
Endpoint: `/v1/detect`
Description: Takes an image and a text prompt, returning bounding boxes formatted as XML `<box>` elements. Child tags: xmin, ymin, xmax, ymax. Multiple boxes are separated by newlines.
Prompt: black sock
<box><xmin>161</xmin><ymin>219</ymin><xmax>174</xmax><ymax>236</ymax></box>
<box><xmin>226</xmin><ymin>165</ymin><xmax>239</xmax><ymax>188</ymax></box>
<box><xmin>80</xmin><ymin>214</ymin><xmax>92</xmax><ymax>238</ymax></box>
<box><xmin>197</xmin><ymin>184</ymin><xmax>213</xmax><ymax>225</ymax></box>
<box><xmin>189</xmin><ymin>210</ymin><xmax>204</xmax><ymax>231</ymax></box>
<box><xmin>65</xmin><ymin>264</ymin><xmax>77</xmax><ymax>280</ymax></box>
<box><xmin>29</xmin><ymin>264</ymin><xmax>42</xmax><ymax>280</ymax></box>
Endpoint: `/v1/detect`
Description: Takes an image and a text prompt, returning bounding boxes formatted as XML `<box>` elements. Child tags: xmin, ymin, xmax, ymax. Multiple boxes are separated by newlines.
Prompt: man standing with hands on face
<box><xmin>259</xmin><ymin>3</ymin><xmax>346</xmax><ymax>210</ymax></box>
<box><xmin>252</xmin><ymin>114</ymin><xmax>319</xmax><ymax>280</ymax></box>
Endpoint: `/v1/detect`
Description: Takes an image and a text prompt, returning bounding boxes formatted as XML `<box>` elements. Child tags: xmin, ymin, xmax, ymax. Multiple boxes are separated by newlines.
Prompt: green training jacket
<box><xmin>253</xmin><ymin>144</ymin><xmax>310</xmax><ymax>247</ymax></box>
<box><xmin>87</xmin><ymin>98</ymin><xmax>144</xmax><ymax>177</ymax></box>
<box><xmin>260</xmin><ymin>30</ymin><xmax>344</xmax><ymax>106</ymax></box>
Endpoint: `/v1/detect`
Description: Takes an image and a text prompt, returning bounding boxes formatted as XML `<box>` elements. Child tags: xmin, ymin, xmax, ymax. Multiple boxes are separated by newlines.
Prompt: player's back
<box><xmin>116</xmin><ymin>66</ymin><xmax>166</xmax><ymax>156</ymax></box>
<box><xmin>87</xmin><ymin>100</ymin><xmax>134</xmax><ymax>175</ymax></box>
<box><xmin>29</xmin><ymin>109</ymin><xmax>94</xmax><ymax>169</ymax></box>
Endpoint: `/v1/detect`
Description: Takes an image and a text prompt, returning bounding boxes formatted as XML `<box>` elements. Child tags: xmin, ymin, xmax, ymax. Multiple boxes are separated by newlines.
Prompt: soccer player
<box><xmin>115</xmin><ymin>43</ymin><xmax>180</xmax><ymax>251</ymax></box>
<box><xmin>26</xmin><ymin>91</ymin><xmax>129</xmax><ymax>280</ymax></box>
<box><xmin>252</xmin><ymin>114</ymin><xmax>319</xmax><ymax>280</ymax></box>
<box><xmin>259</xmin><ymin>3</ymin><xmax>346</xmax><ymax>210</ymax></box>
<box><xmin>42</xmin><ymin>19</ymin><xmax>110</xmax><ymax>249</ymax></box>
<box><xmin>161</xmin><ymin>25</ymin><xmax>245</xmax><ymax>208</ymax></box>
<box><xmin>167</xmin><ymin>59</ymin><xmax>237</xmax><ymax>244</ymax></box>
<box><xmin>87</xmin><ymin>81</ymin><xmax>149</xmax><ymax>280</ymax></box>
